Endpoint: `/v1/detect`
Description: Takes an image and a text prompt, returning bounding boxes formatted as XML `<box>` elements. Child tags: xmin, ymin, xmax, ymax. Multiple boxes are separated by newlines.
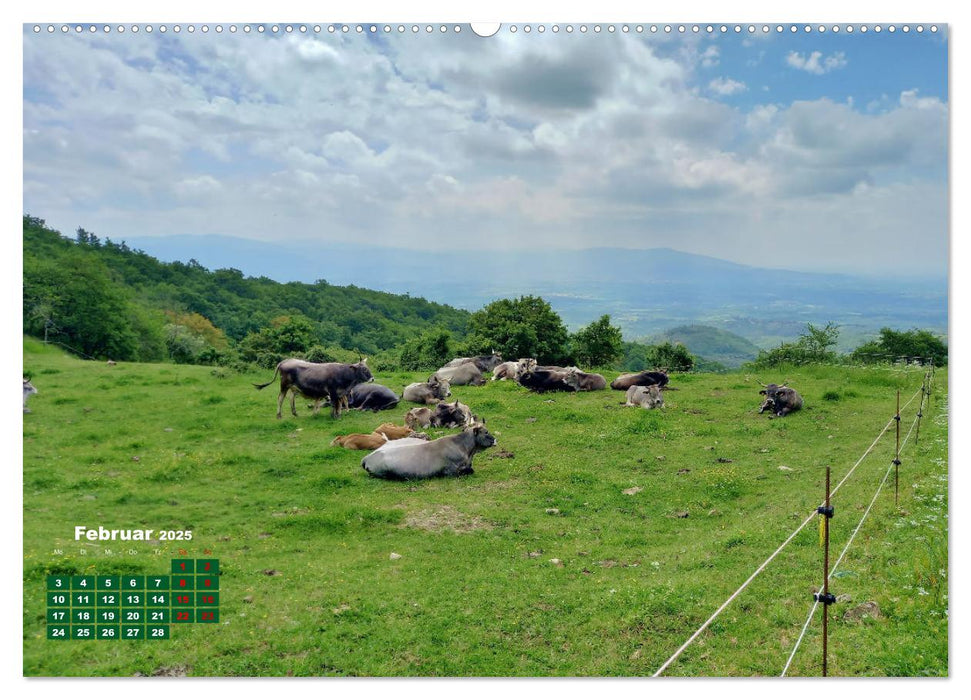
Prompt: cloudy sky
<box><xmin>22</xmin><ymin>22</ymin><xmax>948</xmax><ymax>276</ymax></box>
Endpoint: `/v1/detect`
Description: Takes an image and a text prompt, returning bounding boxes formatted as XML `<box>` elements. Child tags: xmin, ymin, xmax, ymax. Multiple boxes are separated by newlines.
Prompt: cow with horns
<box><xmin>757</xmin><ymin>380</ymin><xmax>803</xmax><ymax>417</ymax></box>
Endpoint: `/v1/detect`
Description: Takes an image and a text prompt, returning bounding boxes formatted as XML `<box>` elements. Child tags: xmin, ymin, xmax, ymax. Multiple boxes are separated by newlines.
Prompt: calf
<box><xmin>492</xmin><ymin>359</ymin><xmax>531</xmax><ymax>381</ymax></box>
<box><xmin>23</xmin><ymin>377</ymin><xmax>37</xmax><ymax>413</ymax></box>
<box><xmin>403</xmin><ymin>375</ymin><xmax>451</xmax><ymax>404</ymax></box>
<box><xmin>331</xmin><ymin>432</ymin><xmax>390</xmax><ymax>450</ymax></box>
<box><xmin>758</xmin><ymin>381</ymin><xmax>803</xmax><ymax>417</ymax></box>
<box><xmin>626</xmin><ymin>385</ymin><xmax>664</xmax><ymax>409</ymax></box>
<box><xmin>373</xmin><ymin>423</ymin><xmax>424</xmax><ymax>440</ymax></box>
<box><xmin>361</xmin><ymin>423</ymin><xmax>497</xmax><ymax>480</ymax></box>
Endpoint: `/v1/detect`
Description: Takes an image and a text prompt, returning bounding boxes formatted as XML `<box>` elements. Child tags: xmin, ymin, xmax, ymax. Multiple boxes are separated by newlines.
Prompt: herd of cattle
<box><xmin>251</xmin><ymin>353</ymin><xmax>804</xmax><ymax>480</ymax></box>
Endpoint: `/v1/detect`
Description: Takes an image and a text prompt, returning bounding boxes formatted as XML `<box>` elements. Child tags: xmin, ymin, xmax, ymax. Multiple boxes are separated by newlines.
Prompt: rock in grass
<box><xmin>623</xmin><ymin>487</ymin><xmax>643</xmax><ymax>496</ymax></box>
<box><xmin>389</xmin><ymin>552</ymin><xmax>402</xmax><ymax>561</ymax></box>
<box><xmin>843</xmin><ymin>601</ymin><xmax>881</xmax><ymax>621</ymax></box>
<box><xmin>545</xmin><ymin>508</ymin><xmax>560</xmax><ymax>515</ymax></box>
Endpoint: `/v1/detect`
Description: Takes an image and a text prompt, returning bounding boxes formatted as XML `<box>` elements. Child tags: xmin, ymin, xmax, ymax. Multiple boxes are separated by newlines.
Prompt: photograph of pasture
<box><xmin>22</xmin><ymin>22</ymin><xmax>948</xmax><ymax>677</ymax></box>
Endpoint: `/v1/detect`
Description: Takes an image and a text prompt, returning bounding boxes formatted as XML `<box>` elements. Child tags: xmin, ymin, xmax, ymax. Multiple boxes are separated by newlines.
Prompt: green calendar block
<box><xmin>171</xmin><ymin>575</ymin><xmax>194</xmax><ymax>591</ymax></box>
<box><xmin>196</xmin><ymin>559</ymin><xmax>219</xmax><ymax>575</ymax></box>
<box><xmin>172</xmin><ymin>608</ymin><xmax>195</xmax><ymax>624</ymax></box>
<box><xmin>197</xmin><ymin>574</ymin><xmax>219</xmax><ymax>591</ymax></box>
<box><xmin>196</xmin><ymin>592</ymin><xmax>219</xmax><ymax>607</ymax></box>
<box><xmin>47</xmin><ymin>592</ymin><xmax>70</xmax><ymax>607</ymax></box>
<box><xmin>147</xmin><ymin>591</ymin><xmax>169</xmax><ymax>607</ymax></box>
<box><xmin>171</xmin><ymin>559</ymin><xmax>195</xmax><ymax>574</ymax></box>
<box><xmin>146</xmin><ymin>625</ymin><xmax>170</xmax><ymax>640</ymax></box>
<box><xmin>46</xmin><ymin>608</ymin><xmax>70</xmax><ymax>624</ymax></box>
<box><xmin>122</xmin><ymin>609</ymin><xmax>144</xmax><ymax>624</ymax></box>
<box><xmin>146</xmin><ymin>608</ymin><xmax>169</xmax><ymax>624</ymax></box>
<box><xmin>72</xmin><ymin>609</ymin><xmax>95</xmax><ymax>624</ymax></box>
<box><xmin>72</xmin><ymin>591</ymin><xmax>95</xmax><ymax>607</ymax></box>
<box><xmin>47</xmin><ymin>624</ymin><xmax>70</xmax><ymax>640</ymax></box>
<box><xmin>97</xmin><ymin>609</ymin><xmax>119</xmax><ymax>624</ymax></box>
<box><xmin>71</xmin><ymin>575</ymin><xmax>95</xmax><ymax>591</ymax></box>
<box><xmin>96</xmin><ymin>575</ymin><xmax>120</xmax><ymax>590</ymax></box>
<box><xmin>146</xmin><ymin>575</ymin><xmax>170</xmax><ymax>590</ymax></box>
<box><xmin>97</xmin><ymin>591</ymin><xmax>119</xmax><ymax>607</ymax></box>
<box><xmin>122</xmin><ymin>591</ymin><xmax>144</xmax><ymax>607</ymax></box>
<box><xmin>196</xmin><ymin>609</ymin><xmax>219</xmax><ymax>624</ymax></box>
<box><xmin>172</xmin><ymin>592</ymin><xmax>194</xmax><ymax>607</ymax></box>
<box><xmin>122</xmin><ymin>625</ymin><xmax>145</xmax><ymax>640</ymax></box>
<box><xmin>47</xmin><ymin>575</ymin><xmax>70</xmax><ymax>591</ymax></box>
<box><xmin>71</xmin><ymin>625</ymin><xmax>95</xmax><ymax>640</ymax></box>
<box><xmin>96</xmin><ymin>625</ymin><xmax>120</xmax><ymax>641</ymax></box>
<box><xmin>122</xmin><ymin>575</ymin><xmax>144</xmax><ymax>590</ymax></box>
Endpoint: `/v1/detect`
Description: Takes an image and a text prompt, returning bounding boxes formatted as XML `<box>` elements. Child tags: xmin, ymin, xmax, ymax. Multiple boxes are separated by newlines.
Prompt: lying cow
<box><xmin>434</xmin><ymin>363</ymin><xmax>486</xmax><ymax>386</ymax></box>
<box><xmin>373</xmin><ymin>422</ymin><xmax>424</xmax><ymax>440</ymax></box>
<box><xmin>361</xmin><ymin>423</ymin><xmax>497</xmax><ymax>480</ymax></box>
<box><xmin>516</xmin><ymin>364</ymin><xmax>581</xmax><ymax>393</ymax></box>
<box><xmin>758</xmin><ymin>381</ymin><xmax>803</xmax><ymax>417</ymax></box>
<box><xmin>345</xmin><ymin>383</ymin><xmax>400</xmax><ymax>412</ymax></box>
<box><xmin>571</xmin><ymin>368</ymin><xmax>607</xmax><ymax>391</ymax></box>
<box><xmin>254</xmin><ymin>358</ymin><xmax>373</xmax><ymax>418</ymax></box>
<box><xmin>610</xmin><ymin>369</ymin><xmax>669</xmax><ymax>391</ymax></box>
<box><xmin>23</xmin><ymin>377</ymin><xmax>37</xmax><ymax>413</ymax></box>
<box><xmin>626</xmin><ymin>385</ymin><xmax>664</xmax><ymax>409</ymax></box>
<box><xmin>404</xmin><ymin>401</ymin><xmax>473</xmax><ymax>429</ymax></box>
<box><xmin>492</xmin><ymin>359</ymin><xmax>532</xmax><ymax>381</ymax></box>
<box><xmin>402</xmin><ymin>375</ymin><xmax>451</xmax><ymax>404</ymax></box>
<box><xmin>331</xmin><ymin>432</ymin><xmax>390</xmax><ymax>450</ymax></box>
<box><xmin>442</xmin><ymin>352</ymin><xmax>503</xmax><ymax>372</ymax></box>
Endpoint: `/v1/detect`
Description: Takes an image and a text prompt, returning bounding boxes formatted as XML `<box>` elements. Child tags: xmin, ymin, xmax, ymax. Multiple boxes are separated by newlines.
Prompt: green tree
<box><xmin>23</xmin><ymin>253</ymin><xmax>140</xmax><ymax>360</ymax></box>
<box><xmin>239</xmin><ymin>315</ymin><xmax>319</xmax><ymax>368</ymax></box>
<box><xmin>851</xmin><ymin>328</ymin><xmax>947</xmax><ymax>366</ymax></box>
<box><xmin>752</xmin><ymin>322</ymin><xmax>840</xmax><ymax>368</ymax></box>
<box><xmin>647</xmin><ymin>341</ymin><xmax>695</xmax><ymax>372</ymax></box>
<box><xmin>465</xmin><ymin>296</ymin><xmax>571</xmax><ymax>364</ymax></box>
<box><xmin>571</xmin><ymin>315</ymin><xmax>624</xmax><ymax>368</ymax></box>
<box><xmin>399</xmin><ymin>328</ymin><xmax>454</xmax><ymax>371</ymax></box>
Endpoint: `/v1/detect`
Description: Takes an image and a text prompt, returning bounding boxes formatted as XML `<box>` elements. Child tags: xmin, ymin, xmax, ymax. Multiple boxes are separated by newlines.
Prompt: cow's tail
<box><xmin>253</xmin><ymin>364</ymin><xmax>281</xmax><ymax>391</ymax></box>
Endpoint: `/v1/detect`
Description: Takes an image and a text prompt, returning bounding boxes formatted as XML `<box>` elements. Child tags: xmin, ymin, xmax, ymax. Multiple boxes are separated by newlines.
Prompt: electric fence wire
<box><xmin>651</xmin><ymin>384</ymin><xmax>924</xmax><ymax>677</ymax></box>
<box><xmin>780</xmin><ymin>408</ymin><xmax>922</xmax><ymax>676</ymax></box>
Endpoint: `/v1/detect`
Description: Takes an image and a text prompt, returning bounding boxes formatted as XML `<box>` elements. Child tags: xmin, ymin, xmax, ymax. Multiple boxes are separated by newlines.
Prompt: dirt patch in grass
<box><xmin>402</xmin><ymin>505</ymin><xmax>493</xmax><ymax>533</ymax></box>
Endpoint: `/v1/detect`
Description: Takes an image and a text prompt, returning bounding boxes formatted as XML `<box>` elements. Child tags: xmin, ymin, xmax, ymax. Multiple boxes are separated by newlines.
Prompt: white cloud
<box><xmin>708</xmin><ymin>77</ymin><xmax>747</xmax><ymax>96</ymax></box>
<box><xmin>786</xmin><ymin>50</ymin><xmax>848</xmax><ymax>75</ymax></box>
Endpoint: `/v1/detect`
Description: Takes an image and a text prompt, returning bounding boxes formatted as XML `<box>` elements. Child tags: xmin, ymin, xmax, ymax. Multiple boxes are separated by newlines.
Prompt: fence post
<box><xmin>915</xmin><ymin>374</ymin><xmax>927</xmax><ymax>446</ymax></box>
<box><xmin>815</xmin><ymin>466</ymin><xmax>836</xmax><ymax>676</ymax></box>
<box><xmin>893</xmin><ymin>391</ymin><xmax>902</xmax><ymax>506</ymax></box>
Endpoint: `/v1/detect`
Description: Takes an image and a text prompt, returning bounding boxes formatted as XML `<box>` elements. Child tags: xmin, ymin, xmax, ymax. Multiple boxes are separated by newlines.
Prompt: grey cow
<box><xmin>254</xmin><ymin>358</ymin><xmax>373</xmax><ymax>418</ymax></box>
<box><xmin>361</xmin><ymin>423</ymin><xmax>497</xmax><ymax>479</ymax></box>
<box><xmin>758</xmin><ymin>381</ymin><xmax>803</xmax><ymax>417</ymax></box>
<box><xmin>402</xmin><ymin>375</ymin><xmax>451</xmax><ymax>404</ymax></box>
<box><xmin>626</xmin><ymin>385</ymin><xmax>664</xmax><ymax>409</ymax></box>
<box><xmin>433</xmin><ymin>363</ymin><xmax>486</xmax><ymax>386</ymax></box>
<box><xmin>442</xmin><ymin>352</ymin><xmax>502</xmax><ymax>372</ymax></box>
<box><xmin>23</xmin><ymin>377</ymin><xmax>37</xmax><ymax>413</ymax></box>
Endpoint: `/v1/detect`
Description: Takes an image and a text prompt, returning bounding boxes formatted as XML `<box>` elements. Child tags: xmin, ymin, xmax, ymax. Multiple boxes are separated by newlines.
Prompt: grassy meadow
<box><xmin>22</xmin><ymin>337</ymin><xmax>948</xmax><ymax>677</ymax></box>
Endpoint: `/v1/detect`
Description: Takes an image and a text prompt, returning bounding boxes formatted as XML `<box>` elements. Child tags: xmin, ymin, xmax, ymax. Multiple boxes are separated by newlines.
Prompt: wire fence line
<box><xmin>780</xmin><ymin>407</ymin><xmax>922</xmax><ymax>676</ymax></box>
<box><xmin>651</xmin><ymin>382</ymin><xmax>926</xmax><ymax>678</ymax></box>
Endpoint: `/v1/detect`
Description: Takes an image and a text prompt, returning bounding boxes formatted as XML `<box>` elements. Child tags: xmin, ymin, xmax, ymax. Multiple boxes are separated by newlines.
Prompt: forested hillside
<box><xmin>22</xmin><ymin>216</ymin><xmax>470</xmax><ymax>362</ymax></box>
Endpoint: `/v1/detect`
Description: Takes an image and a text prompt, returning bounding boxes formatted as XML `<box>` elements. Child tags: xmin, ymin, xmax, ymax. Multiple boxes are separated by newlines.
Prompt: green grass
<box><xmin>22</xmin><ymin>338</ymin><xmax>947</xmax><ymax>677</ymax></box>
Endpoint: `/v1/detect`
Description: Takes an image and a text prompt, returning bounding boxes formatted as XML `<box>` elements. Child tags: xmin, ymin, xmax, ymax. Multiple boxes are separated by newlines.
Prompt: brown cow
<box><xmin>610</xmin><ymin>369</ymin><xmax>669</xmax><ymax>391</ymax></box>
<box><xmin>374</xmin><ymin>423</ymin><xmax>426</xmax><ymax>440</ymax></box>
<box><xmin>331</xmin><ymin>432</ymin><xmax>390</xmax><ymax>450</ymax></box>
<box><xmin>404</xmin><ymin>401</ymin><xmax>473</xmax><ymax>429</ymax></box>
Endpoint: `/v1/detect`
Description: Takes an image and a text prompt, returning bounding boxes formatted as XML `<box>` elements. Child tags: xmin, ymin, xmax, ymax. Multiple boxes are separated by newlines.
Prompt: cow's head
<box><xmin>23</xmin><ymin>377</ymin><xmax>37</xmax><ymax>396</ymax></box>
<box><xmin>353</xmin><ymin>358</ymin><xmax>374</xmax><ymax>383</ymax></box>
<box><xmin>428</xmin><ymin>375</ymin><xmax>451</xmax><ymax>398</ymax></box>
<box><xmin>468</xmin><ymin>421</ymin><xmax>497</xmax><ymax>449</ymax></box>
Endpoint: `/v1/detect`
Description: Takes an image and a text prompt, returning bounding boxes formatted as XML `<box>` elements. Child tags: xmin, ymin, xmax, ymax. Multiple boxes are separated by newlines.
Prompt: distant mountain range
<box><xmin>122</xmin><ymin>235</ymin><xmax>948</xmax><ymax>352</ymax></box>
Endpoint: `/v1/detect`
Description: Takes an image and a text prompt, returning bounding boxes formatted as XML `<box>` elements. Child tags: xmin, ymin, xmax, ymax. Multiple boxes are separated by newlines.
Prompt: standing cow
<box><xmin>254</xmin><ymin>358</ymin><xmax>373</xmax><ymax>418</ymax></box>
<box><xmin>23</xmin><ymin>377</ymin><xmax>37</xmax><ymax>413</ymax></box>
<box><xmin>361</xmin><ymin>423</ymin><xmax>497</xmax><ymax>480</ymax></box>
<box><xmin>758</xmin><ymin>381</ymin><xmax>803</xmax><ymax>417</ymax></box>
